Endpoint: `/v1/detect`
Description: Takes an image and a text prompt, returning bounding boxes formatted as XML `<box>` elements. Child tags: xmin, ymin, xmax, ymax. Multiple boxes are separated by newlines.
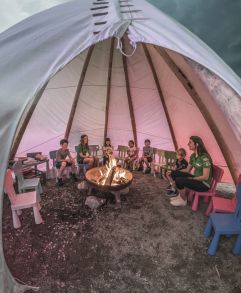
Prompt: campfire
<box><xmin>85</xmin><ymin>158</ymin><xmax>133</xmax><ymax>192</ymax></box>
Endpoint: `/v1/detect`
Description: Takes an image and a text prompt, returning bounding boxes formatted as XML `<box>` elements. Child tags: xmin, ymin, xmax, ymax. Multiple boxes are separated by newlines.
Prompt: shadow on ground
<box><xmin>2</xmin><ymin>173</ymin><xmax>241</xmax><ymax>292</ymax></box>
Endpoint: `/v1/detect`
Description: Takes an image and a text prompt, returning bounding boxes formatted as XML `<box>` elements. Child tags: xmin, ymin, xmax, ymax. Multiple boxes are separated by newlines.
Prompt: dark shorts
<box><xmin>171</xmin><ymin>170</ymin><xmax>209</xmax><ymax>192</ymax></box>
<box><xmin>56</xmin><ymin>161</ymin><xmax>72</xmax><ymax>169</ymax></box>
<box><xmin>140</xmin><ymin>156</ymin><xmax>152</xmax><ymax>163</ymax></box>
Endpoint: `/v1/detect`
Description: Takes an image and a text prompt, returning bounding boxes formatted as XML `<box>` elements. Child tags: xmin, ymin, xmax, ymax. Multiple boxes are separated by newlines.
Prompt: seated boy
<box><xmin>166</xmin><ymin>148</ymin><xmax>188</xmax><ymax>196</ymax></box>
<box><xmin>138</xmin><ymin>139</ymin><xmax>153</xmax><ymax>173</ymax></box>
<box><xmin>56</xmin><ymin>139</ymin><xmax>77</xmax><ymax>186</ymax></box>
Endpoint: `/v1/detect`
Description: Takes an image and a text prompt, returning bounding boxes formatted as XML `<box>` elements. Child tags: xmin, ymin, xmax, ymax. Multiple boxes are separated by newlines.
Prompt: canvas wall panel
<box><xmin>69</xmin><ymin>40</ymin><xmax>111</xmax><ymax>148</ymax></box>
<box><xmin>107</xmin><ymin>43</ymin><xmax>133</xmax><ymax>148</ymax></box>
<box><xmin>124</xmin><ymin>40</ymin><xmax>174</xmax><ymax>150</ymax></box>
<box><xmin>148</xmin><ymin>45</ymin><xmax>232</xmax><ymax>182</ymax></box>
<box><xmin>16</xmin><ymin>53</ymin><xmax>88</xmax><ymax>156</ymax></box>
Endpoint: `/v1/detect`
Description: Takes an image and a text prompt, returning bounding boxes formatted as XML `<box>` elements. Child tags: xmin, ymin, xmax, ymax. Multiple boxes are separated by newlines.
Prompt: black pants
<box><xmin>171</xmin><ymin>170</ymin><xmax>209</xmax><ymax>192</ymax></box>
<box><xmin>103</xmin><ymin>156</ymin><xmax>109</xmax><ymax>165</ymax></box>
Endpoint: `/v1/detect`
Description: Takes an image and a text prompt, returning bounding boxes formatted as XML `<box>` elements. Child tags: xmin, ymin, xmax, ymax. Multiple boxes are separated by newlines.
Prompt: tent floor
<box><xmin>3</xmin><ymin>173</ymin><xmax>241</xmax><ymax>292</ymax></box>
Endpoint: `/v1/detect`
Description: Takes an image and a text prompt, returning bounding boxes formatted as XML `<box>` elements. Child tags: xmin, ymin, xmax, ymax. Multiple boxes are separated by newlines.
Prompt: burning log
<box><xmin>104</xmin><ymin>166</ymin><xmax>117</xmax><ymax>186</ymax></box>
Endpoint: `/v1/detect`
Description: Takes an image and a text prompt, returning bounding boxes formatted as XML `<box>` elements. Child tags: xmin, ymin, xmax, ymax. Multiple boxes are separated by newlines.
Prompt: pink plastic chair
<box><xmin>205</xmin><ymin>174</ymin><xmax>241</xmax><ymax>216</ymax></box>
<box><xmin>188</xmin><ymin>165</ymin><xmax>224</xmax><ymax>212</ymax></box>
<box><xmin>4</xmin><ymin>169</ymin><xmax>43</xmax><ymax>229</ymax></box>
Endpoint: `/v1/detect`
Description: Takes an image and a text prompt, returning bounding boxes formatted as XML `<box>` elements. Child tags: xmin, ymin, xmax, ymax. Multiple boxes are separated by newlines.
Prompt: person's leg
<box><xmin>175</xmin><ymin>178</ymin><xmax>209</xmax><ymax>199</ymax></box>
<box><xmin>166</xmin><ymin>172</ymin><xmax>173</xmax><ymax>188</ymax></box>
<box><xmin>57</xmin><ymin>161</ymin><xmax>66</xmax><ymax>186</ymax></box>
<box><xmin>168</xmin><ymin>171</ymin><xmax>194</xmax><ymax>193</ymax></box>
<box><xmin>70</xmin><ymin>161</ymin><xmax>76</xmax><ymax>174</ymax></box>
<box><xmin>170</xmin><ymin>178</ymin><xmax>209</xmax><ymax>206</ymax></box>
<box><xmin>58</xmin><ymin>161</ymin><xmax>67</xmax><ymax>178</ymax></box>
<box><xmin>129</xmin><ymin>157</ymin><xmax>135</xmax><ymax>170</ymax></box>
<box><xmin>84</xmin><ymin>157</ymin><xmax>94</xmax><ymax>169</ymax></box>
<box><xmin>138</xmin><ymin>157</ymin><xmax>144</xmax><ymax>171</ymax></box>
<box><xmin>69</xmin><ymin>162</ymin><xmax>77</xmax><ymax>181</ymax></box>
<box><xmin>124</xmin><ymin>157</ymin><xmax>130</xmax><ymax>169</ymax></box>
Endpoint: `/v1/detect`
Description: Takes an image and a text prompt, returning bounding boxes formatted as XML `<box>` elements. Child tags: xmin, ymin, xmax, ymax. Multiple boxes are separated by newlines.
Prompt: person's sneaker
<box><xmin>166</xmin><ymin>188</ymin><xmax>178</xmax><ymax>196</ymax></box>
<box><xmin>170</xmin><ymin>197</ymin><xmax>187</xmax><ymax>206</ymax></box>
<box><xmin>57</xmin><ymin>178</ymin><xmax>64</xmax><ymax>187</ymax></box>
<box><xmin>70</xmin><ymin>173</ymin><xmax>78</xmax><ymax>182</ymax></box>
<box><xmin>170</xmin><ymin>194</ymin><xmax>181</xmax><ymax>201</ymax></box>
<box><xmin>145</xmin><ymin>167</ymin><xmax>151</xmax><ymax>174</ymax></box>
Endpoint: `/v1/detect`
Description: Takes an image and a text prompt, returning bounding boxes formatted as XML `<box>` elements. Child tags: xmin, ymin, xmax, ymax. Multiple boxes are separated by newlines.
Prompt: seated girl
<box><xmin>124</xmin><ymin>140</ymin><xmax>138</xmax><ymax>170</ymax></box>
<box><xmin>102</xmin><ymin>137</ymin><xmax>113</xmax><ymax>165</ymax></box>
<box><xmin>168</xmin><ymin>136</ymin><xmax>213</xmax><ymax>207</ymax></box>
<box><xmin>76</xmin><ymin>134</ymin><xmax>94</xmax><ymax>169</ymax></box>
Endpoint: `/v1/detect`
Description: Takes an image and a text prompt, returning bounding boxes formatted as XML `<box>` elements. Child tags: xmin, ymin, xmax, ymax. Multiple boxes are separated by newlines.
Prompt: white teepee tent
<box><xmin>0</xmin><ymin>0</ymin><xmax>241</xmax><ymax>291</ymax></box>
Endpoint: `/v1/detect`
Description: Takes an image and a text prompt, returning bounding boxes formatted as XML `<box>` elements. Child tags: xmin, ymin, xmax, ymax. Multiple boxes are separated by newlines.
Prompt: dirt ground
<box><xmin>2</xmin><ymin>173</ymin><xmax>241</xmax><ymax>293</ymax></box>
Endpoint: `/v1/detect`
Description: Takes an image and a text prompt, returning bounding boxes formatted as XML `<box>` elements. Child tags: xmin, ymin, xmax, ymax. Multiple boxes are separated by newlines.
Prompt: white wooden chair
<box><xmin>13</xmin><ymin>160</ymin><xmax>43</xmax><ymax>201</ymax></box>
<box><xmin>151</xmin><ymin>149</ymin><xmax>165</xmax><ymax>176</ymax></box>
<box><xmin>4</xmin><ymin>169</ymin><xmax>43</xmax><ymax>229</ymax></box>
<box><xmin>116</xmin><ymin>145</ymin><xmax>129</xmax><ymax>167</ymax></box>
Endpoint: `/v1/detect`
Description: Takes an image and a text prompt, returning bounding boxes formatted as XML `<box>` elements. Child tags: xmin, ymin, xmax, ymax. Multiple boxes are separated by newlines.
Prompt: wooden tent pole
<box><xmin>10</xmin><ymin>84</ymin><xmax>48</xmax><ymax>160</ymax></box>
<box><xmin>143</xmin><ymin>44</ymin><xmax>178</xmax><ymax>150</ymax></box>
<box><xmin>104</xmin><ymin>38</ymin><xmax>115</xmax><ymax>141</ymax></box>
<box><xmin>122</xmin><ymin>40</ymin><xmax>138</xmax><ymax>147</ymax></box>
<box><xmin>64</xmin><ymin>45</ymin><xmax>95</xmax><ymax>140</ymax></box>
<box><xmin>154</xmin><ymin>45</ymin><xmax>237</xmax><ymax>182</ymax></box>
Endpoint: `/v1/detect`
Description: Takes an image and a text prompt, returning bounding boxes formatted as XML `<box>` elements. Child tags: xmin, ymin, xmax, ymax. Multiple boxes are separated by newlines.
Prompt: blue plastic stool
<box><xmin>204</xmin><ymin>182</ymin><xmax>241</xmax><ymax>256</ymax></box>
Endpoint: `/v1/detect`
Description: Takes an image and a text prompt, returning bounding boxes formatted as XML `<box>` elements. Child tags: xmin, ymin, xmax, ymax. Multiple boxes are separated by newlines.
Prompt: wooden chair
<box><xmin>89</xmin><ymin>145</ymin><xmax>100</xmax><ymax>166</ymax></box>
<box><xmin>49</xmin><ymin>150</ymin><xmax>71</xmax><ymax>180</ymax></box>
<box><xmin>116</xmin><ymin>145</ymin><xmax>128</xmax><ymax>167</ymax></box>
<box><xmin>151</xmin><ymin>149</ymin><xmax>165</xmax><ymax>176</ymax></box>
<box><xmin>13</xmin><ymin>160</ymin><xmax>43</xmax><ymax>201</ymax></box>
<box><xmin>88</xmin><ymin>145</ymin><xmax>100</xmax><ymax>157</ymax></box>
<box><xmin>4</xmin><ymin>169</ymin><xmax>43</xmax><ymax>229</ymax></box>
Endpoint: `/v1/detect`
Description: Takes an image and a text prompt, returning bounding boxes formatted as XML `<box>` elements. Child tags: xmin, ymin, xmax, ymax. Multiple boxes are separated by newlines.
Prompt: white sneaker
<box><xmin>170</xmin><ymin>194</ymin><xmax>181</xmax><ymax>201</ymax></box>
<box><xmin>170</xmin><ymin>197</ymin><xmax>187</xmax><ymax>206</ymax></box>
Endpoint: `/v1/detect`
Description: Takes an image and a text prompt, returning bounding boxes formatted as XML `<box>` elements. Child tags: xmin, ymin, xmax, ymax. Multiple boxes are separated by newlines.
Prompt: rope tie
<box><xmin>116</xmin><ymin>36</ymin><xmax>137</xmax><ymax>57</ymax></box>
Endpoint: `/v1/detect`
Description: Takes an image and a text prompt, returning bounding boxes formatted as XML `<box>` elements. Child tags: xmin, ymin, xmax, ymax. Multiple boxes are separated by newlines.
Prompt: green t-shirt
<box><xmin>77</xmin><ymin>144</ymin><xmax>89</xmax><ymax>163</ymax></box>
<box><xmin>189</xmin><ymin>153</ymin><xmax>213</xmax><ymax>187</ymax></box>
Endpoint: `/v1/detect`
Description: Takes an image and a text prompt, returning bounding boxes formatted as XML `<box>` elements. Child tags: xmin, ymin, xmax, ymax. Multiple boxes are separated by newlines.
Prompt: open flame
<box><xmin>98</xmin><ymin>157</ymin><xmax>128</xmax><ymax>186</ymax></box>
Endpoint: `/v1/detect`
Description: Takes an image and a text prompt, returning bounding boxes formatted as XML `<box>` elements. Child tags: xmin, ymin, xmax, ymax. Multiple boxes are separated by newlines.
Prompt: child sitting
<box><xmin>56</xmin><ymin>139</ymin><xmax>77</xmax><ymax>186</ymax></box>
<box><xmin>102</xmin><ymin>137</ymin><xmax>113</xmax><ymax>165</ymax></box>
<box><xmin>76</xmin><ymin>134</ymin><xmax>95</xmax><ymax>169</ymax></box>
<box><xmin>138</xmin><ymin>139</ymin><xmax>153</xmax><ymax>173</ymax></box>
<box><xmin>125</xmin><ymin>140</ymin><xmax>138</xmax><ymax>170</ymax></box>
<box><xmin>166</xmin><ymin>148</ymin><xmax>188</xmax><ymax>196</ymax></box>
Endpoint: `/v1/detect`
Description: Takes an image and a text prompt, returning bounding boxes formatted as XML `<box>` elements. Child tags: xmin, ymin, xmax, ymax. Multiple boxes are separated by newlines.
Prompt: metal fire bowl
<box><xmin>85</xmin><ymin>166</ymin><xmax>133</xmax><ymax>192</ymax></box>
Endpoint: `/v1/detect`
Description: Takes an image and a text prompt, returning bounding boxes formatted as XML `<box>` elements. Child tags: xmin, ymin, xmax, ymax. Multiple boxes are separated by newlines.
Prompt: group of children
<box><xmin>102</xmin><ymin>138</ymin><xmax>154</xmax><ymax>173</ymax></box>
<box><xmin>55</xmin><ymin>134</ymin><xmax>213</xmax><ymax>208</ymax></box>
<box><xmin>55</xmin><ymin>136</ymin><xmax>189</xmax><ymax>190</ymax></box>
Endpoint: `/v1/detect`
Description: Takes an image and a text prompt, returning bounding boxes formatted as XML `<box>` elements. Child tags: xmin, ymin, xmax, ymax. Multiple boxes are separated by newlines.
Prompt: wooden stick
<box><xmin>64</xmin><ymin>45</ymin><xmax>95</xmax><ymax>139</ymax></box>
<box><xmin>122</xmin><ymin>38</ymin><xmax>138</xmax><ymax>147</ymax></box>
<box><xmin>143</xmin><ymin>44</ymin><xmax>178</xmax><ymax>150</ymax></box>
<box><xmin>155</xmin><ymin>45</ymin><xmax>237</xmax><ymax>182</ymax></box>
<box><xmin>104</xmin><ymin>38</ymin><xmax>115</xmax><ymax>140</ymax></box>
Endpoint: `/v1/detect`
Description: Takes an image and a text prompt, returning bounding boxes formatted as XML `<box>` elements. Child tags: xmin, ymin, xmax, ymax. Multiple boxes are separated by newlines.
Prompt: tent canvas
<box><xmin>0</xmin><ymin>0</ymin><xmax>240</xmax><ymax>291</ymax></box>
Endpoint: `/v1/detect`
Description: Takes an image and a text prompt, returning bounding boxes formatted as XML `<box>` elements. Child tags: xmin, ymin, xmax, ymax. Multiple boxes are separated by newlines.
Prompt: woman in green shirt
<box><xmin>168</xmin><ymin>136</ymin><xmax>213</xmax><ymax>207</ymax></box>
<box><xmin>77</xmin><ymin>134</ymin><xmax>94</xmax><ymax>169</ymax></box>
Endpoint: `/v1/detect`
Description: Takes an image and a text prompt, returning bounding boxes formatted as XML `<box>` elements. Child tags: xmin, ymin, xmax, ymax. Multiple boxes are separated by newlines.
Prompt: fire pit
<box><xmin>85</xmin><ymin>159</ymin><xmax>133</xmax><ymax>209</ymax></box>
